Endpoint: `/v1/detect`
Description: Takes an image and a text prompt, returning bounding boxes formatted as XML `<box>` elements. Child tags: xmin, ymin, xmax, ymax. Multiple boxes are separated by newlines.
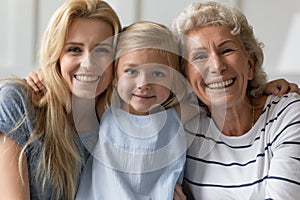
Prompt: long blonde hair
<box><xmin>19</xmin><ymin>0</ymin><xmax>120</xmax><ymax>199</ymax></box>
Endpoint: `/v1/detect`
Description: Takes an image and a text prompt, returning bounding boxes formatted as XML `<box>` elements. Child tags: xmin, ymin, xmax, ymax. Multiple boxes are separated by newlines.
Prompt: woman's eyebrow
<box><xmin>189</xmin><ymin>47</ymin><xmax>207</xmax><ymax>53</ymax></box>
<box><xmin>64</xmin><ymin>42</ymin><xmax>84</xmax><ymax>46</ymax></box>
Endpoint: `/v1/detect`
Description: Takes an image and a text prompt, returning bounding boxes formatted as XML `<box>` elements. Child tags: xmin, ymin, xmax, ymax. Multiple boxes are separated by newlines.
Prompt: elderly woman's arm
<box><xmin>0</xmin><ymin>133</ymin><xmax>30</xmax><ymax>200</ymax></box>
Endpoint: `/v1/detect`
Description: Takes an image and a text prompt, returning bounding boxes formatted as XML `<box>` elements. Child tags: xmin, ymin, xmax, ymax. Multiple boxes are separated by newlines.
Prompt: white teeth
<box><xmin>75</xmin><ymin>75</ymin><xmax>99</xmax><ymax>82</ymax></box>
<box><xmin>206</xmin><ymin>79</ymin><xmax>234</xmax><ymax>89</ymax></box>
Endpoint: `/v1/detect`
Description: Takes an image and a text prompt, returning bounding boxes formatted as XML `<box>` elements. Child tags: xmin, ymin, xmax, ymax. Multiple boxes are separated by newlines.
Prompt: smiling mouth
<box><xmin>206</xmin><ymin>78</ymin><xmax>235</xmax><ymax>89</ymax></box>
<box><xmin>75</xmin><ymin>75</ymin><xmax>100</xmax><ymax>82</ymax></box>
<box><xmin>133</xmin><ymin>94</ymin><xmax>152</xmax><ymax>99</ymax></box>
<box><xmin>133</xmin><ymin>94</ymin><xmax>154</xmax><ymax>99</ymax></box>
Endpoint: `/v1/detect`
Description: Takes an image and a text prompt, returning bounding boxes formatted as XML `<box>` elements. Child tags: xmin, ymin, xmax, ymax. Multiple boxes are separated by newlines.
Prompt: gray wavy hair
<box><xmin>172</xmin><ymin>1</ymin><xmax>267</xmax><ymax>97</ymax></box>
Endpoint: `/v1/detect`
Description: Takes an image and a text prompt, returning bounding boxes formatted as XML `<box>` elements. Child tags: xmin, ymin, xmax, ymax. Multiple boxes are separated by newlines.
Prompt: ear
<box><xmin>247</xmin><ymin>53</ymin><xmax>255</xmax><ymax>80</ymax></box>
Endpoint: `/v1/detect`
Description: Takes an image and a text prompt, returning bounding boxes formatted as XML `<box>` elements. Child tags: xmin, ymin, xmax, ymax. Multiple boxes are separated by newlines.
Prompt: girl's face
<box><xmin>184</xmin><ymin>25</ymin><xmax>254</xmax><ymax>110</ymax></box>
<box><xmin>59</xmin><ymin>18</ymin><xmax>114</xmax><ymax>99</ymax></box>
<box><xmin>116</xmin><ymin>49</ymin><xmax>172</xmax><ymax>115</ymax></box>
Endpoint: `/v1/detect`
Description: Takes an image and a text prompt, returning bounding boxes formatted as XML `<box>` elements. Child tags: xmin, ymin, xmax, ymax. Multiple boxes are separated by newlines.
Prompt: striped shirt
<box><xmin>184</xmin><ymin>93</ymin><xmax>300</xmax><ymax>199</ymax></box>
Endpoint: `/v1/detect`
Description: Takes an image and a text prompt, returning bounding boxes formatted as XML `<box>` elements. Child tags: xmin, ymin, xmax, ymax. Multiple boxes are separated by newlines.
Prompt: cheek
<box><xmin>59</xmin><ymin>56</ymin><xmax>72</xmax><ymax>83</ymax></box>
<box><xmin>160</xmin><ymin>87</ymin><xmax>171</xmax><ymax>101</ymax></box>
<box><xmin>185</xmin><ymin>65</ymin><xmax>202</xmax><ymax>85</ymax></box>
<box><xmin>96</xmin><ymin>64</ymin><xmax>113</xmax><ymax>94</ymax></box>
<box><xmin>116</xmin><ymin>77</ymin><xmax>134</xmax><ymax>100</ymax></box>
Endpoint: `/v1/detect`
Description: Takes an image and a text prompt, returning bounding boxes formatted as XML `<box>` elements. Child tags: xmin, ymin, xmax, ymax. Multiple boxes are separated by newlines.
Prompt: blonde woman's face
<box><xmin>59</xmin><ymin>18</ymin><xmax>114</xmax><ymax>99</ymax></box>
<box><xmin>116</xmin><ymin>49</ymin><xmax>172</xmax><ymax>115</ymax></box>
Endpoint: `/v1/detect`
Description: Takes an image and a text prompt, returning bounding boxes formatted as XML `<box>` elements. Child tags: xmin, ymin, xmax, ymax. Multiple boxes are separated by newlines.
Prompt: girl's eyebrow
<box><xmin>120</xmin><ymin>62</ymin><xmax>137</xmax><ymax>68</ymax></box>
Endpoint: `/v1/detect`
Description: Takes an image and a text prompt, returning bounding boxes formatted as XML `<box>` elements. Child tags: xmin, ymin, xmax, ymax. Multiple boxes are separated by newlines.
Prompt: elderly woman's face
<box><xmin>184</xmin><ymin>25</ymin><xmax>254</xmax><ymax>109</ymax></box>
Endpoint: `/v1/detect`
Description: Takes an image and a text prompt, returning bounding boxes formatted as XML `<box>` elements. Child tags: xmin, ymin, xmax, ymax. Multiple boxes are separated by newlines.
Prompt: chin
<box><xmin>72</xmin><ymin>90</ymin><xmax>98</xmax><ymax>99</ymax></box>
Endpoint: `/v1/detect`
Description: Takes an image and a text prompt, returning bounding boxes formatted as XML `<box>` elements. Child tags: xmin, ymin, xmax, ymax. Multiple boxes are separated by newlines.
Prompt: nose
<box><xmin>137</xmin><ymin>73</ymin><xmax>151</xmax><ymax>90</ymax></box>
<box><xmin>80</xmin><ymin>53</ymin><xmax>95</xmax><ymax>70</ymax></box>
<box><xmin>208</xmin><ymin>54</ymin><xmax>226</xmax><ymax>74</ymax></box>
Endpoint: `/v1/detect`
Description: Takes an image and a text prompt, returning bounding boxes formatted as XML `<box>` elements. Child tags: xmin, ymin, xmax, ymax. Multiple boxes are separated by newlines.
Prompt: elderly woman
<box><xmin>172</xmin><ymin>1</ymin><xmax>300</xmax><ymax>199</ymax></box>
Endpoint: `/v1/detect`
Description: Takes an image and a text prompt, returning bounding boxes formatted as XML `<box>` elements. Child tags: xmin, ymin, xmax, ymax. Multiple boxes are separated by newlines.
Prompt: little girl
<box><xmin>75</xmin><ymin>21</ymin><xmax>197</xmax><ymax>200</ymax></box>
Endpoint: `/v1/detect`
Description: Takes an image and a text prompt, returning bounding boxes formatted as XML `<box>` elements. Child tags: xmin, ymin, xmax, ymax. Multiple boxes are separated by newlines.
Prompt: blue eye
<box><xmin>125</xmin><ymin>69</ymin><xmax>138</xmax><ymax>76</ymax></box>
<box><xmin>152</xmin><ymin>71</ymin><xmax>165</xmax><ymax>77</ymax></box>
<box><xmin>193</xmin><ymin>53</ymin><xmax>209</xmax><ymax>61</ymax></box>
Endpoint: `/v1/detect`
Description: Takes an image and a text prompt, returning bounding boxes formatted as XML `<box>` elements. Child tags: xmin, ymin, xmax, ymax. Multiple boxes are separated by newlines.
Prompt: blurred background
<box><xmin>0</xmin><ymin>0</ymin><xmax>299</xmax><ymax>84</ymax></box>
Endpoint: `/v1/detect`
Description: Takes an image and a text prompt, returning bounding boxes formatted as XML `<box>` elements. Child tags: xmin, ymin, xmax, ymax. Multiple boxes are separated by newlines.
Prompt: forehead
<box><xmin>185</xmin><ymin>25</ymin><xmax>242</xmax><ymax>49</ymax></box>
<box><xmin>66</xmin><ymin>18</ymin><xmax>113</xmax><ymax>42</ymax></box>
<box><xmin>118</xmin><ymin>49</ymin><xmax>170</xmax><ymax>66</ymax></box>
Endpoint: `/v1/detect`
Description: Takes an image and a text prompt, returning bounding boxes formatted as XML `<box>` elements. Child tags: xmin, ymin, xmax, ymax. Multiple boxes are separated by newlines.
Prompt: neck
<box><xmin>209</xmin><ymin>95</ymin><xmax>267</xmax><ymax>136</ymax></box>
<box><xmin>71</xmin><ymin>95</ymin><xmax>101</xmax><ymax>132</ymax></box>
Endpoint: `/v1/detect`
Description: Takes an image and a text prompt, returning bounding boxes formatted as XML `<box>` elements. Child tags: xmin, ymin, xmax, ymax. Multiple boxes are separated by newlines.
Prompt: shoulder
<box><xmin>0</xmin><ymin>81</ymin><xmax>30</xmax><ymax>103</ymax></box>
<box><xmin>264</xmin><ymin>93</ymin><xmax>300</xmax><ymax>114</ymax></box>
<box><xmin>261</xmin><ymin>93</ymin><xmax>300</xmax><ymax>134</ymax></box>
<box><xmin>0</xmin><ymin>82</ymin><xmax>34</xmax><ymax>146</ymax></box>
<box><xmin>0</xmin><ymin>82</ymin><xmax>32</xmax><ymax>115</ymax></box>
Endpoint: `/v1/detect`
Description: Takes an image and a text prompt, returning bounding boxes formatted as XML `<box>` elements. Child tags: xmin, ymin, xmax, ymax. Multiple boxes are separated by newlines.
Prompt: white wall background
<box><xmin>0</xmin><ymin>0</ymin><xmax>299</xmax><ymax>84</ymax></box>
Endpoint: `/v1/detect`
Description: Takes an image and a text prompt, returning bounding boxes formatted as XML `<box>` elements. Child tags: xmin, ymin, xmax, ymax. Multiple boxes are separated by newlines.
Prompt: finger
<box><xmin>34</xmin><ymin>69</ymin><xmax>46</xmax><ymax>93</ymax></box>
<box><xmin>173</xmin><ymin>191</ymin><xmax>179</xmax><ymax>200</ymax></box>
<box><xmin>28</xmin><ymin>71</ymin><xmax>40</xmax><ymax>84</ymax></box>
<box><xmin>173</xmin><ymin>184</ymin><xmax>186</xmax><ymax>200</ymax></box>
<box><xmin>35</xmin><ymin>81</ymin><xmax>45</xmax><ymax>92</ymax></box>
<box><xmin>277</xmin><ymin>83</ymin><xmax>290</xmax><ymax>96</ymax></box>
<box><xmin>271</xmin><ymin>88</ymin><xmax>280</xmax><ymax>96</ymax></box>
<box><xmin>36</xmin><ymin>68</ymin><xmax>44</xmax><ymax>81</ymax></box>
<box><xmin>24</xmin><ymin>76</ymin><xmax>40</xmax><ymax>92</ymax></box>
<box><xmin>287</xmin><ymin>83</ymin><xmax>300</xmax><ymax>94</ymax></box>
<box><xmin>25</xmin><ymin>70</ymin><xmax>46</xmax><ymax>94</ymax></box>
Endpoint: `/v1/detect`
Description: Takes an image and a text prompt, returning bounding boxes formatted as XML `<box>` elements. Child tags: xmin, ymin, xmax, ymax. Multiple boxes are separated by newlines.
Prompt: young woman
<box><xmin>0</xmin><ymin>0</ymin><xmax>121</xmax><ymax>199</ymax></box>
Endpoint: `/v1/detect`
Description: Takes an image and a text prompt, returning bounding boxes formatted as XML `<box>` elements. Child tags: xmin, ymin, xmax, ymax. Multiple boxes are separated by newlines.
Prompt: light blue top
<box><xmin>76</xmin><ymin>106</ymin><xmax>187</xmax><ymax>200</ymax></box>
<box><xmin>0</xmin><ymin>83</ymin><xmax>92</xmax><ymax>200</ymax></box>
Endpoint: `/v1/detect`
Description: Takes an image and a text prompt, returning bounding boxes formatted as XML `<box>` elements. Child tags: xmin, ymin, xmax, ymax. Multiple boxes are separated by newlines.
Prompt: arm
<box><xmin>0</xmin><ymin>133</ymin><xmax>30</xmax><ymax>200</ymax></box>
<box><xmin>265</xmin><ymin>78</ymin><xmax>300</xmax><ymax>96</ymax></box>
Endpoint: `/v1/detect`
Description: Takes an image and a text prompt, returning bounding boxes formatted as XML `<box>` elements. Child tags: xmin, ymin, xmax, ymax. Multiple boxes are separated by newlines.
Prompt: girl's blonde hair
<box><xmin>109</xmin><ymin>21</ymin><xmax>187</xmax><ymax>109</ymax></box>
<box><xmin>12</xmin><ymin>0</ymin><xmax>120</xmax><ymax>199</ymax></box>
<box><xmin>172</xmin><ymin>1</ymin><xmax>267</xmax><ymax>97</ymax></box>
